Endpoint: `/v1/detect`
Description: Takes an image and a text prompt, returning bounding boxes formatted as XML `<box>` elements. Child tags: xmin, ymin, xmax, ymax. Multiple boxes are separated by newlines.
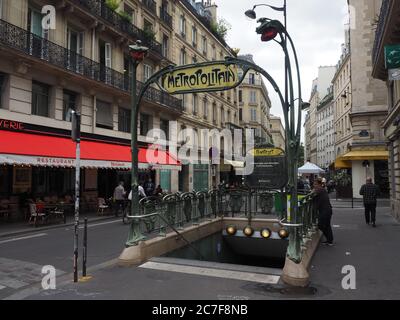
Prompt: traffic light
<box><xmin>71</xmin><ymin>111</ymin><xmax>81</xmax><ymax>142</ymax></box>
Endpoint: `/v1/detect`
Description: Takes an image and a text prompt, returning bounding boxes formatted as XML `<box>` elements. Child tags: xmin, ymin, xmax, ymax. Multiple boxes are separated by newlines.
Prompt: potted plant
<box><xmin>105</xmin><ymin>0</ymin><xmax>120</xmax><ymax>11</ymax></box>
<box><xmin>119</xmin><ymin>10</ymin><xmax>132</xmax><ymax>23</ymax></box>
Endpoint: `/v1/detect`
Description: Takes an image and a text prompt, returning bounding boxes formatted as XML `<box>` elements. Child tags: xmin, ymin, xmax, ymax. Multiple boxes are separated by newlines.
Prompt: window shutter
<box><xmin>105</xmin><ymin>43</ymin><xmax>112</xmax><ymax>68</ymax></box>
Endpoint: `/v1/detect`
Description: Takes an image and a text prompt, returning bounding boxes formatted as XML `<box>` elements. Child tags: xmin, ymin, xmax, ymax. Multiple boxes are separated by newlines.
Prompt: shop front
<box><xmin>0</xmin><ymin>121</ymin><xmax>181</xmax><ymax>221</ymax></box>
<box><xmin>336</xmin><ymin>150</ymin><xmax>389</xmax><ymax>198</ymax></box>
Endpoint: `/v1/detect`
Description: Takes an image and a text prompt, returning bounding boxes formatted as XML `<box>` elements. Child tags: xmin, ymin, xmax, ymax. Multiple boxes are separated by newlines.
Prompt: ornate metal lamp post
<box><xmin>126</xmin><ymin>40</ymin><xmax>149</xmax><ymax>247</ymax></box>
<box><xmin>245</xmin><ymin>7</ymin><xmax>304</xmax><ymax>264</ymax></box>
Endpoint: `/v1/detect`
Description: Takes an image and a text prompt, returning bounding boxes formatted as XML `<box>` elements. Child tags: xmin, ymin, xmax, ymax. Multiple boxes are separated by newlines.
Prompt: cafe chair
<box><xmin>97</xmin><ymin>198</ymin><xmax>109</xmax><ymax>216</ymax></box>
<box><xmin>0</xmin><ymin>199</ymin><xmax>10</xmax><ymax>221</ymax></box>
<box><xmin>49</xmin><ymin>206</ymin><xmax>66</xmax><ymax>224</ymax></box>
<box><xmin>28</xmin><ymin>203</ymin><xmax>47</xmax><ymax>227</ymax></box>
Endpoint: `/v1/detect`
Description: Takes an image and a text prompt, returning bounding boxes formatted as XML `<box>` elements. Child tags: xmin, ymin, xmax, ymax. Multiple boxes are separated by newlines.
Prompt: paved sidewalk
<box><xmin>18</xmin><ymin>203</ymin><xmax>400</xmax><ymax>300</ymax></box>
<box><xmin>0</xmin><ymin>212</ymin><xmax>116</xmax><ymax>239</ymax></box>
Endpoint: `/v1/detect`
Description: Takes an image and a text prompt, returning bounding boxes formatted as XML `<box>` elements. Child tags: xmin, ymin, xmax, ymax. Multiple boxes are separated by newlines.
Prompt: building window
<box><xmin>32</xmin><ymin>81</ymin><xmax>50</xmax><ymax>117</ymax></box>
<box><xmin>144</xmin><ymin>64</ymin><xmax>153</xmax><ymax>82</ymax></box>
<box><xmin>249</xmin><ymin>73</ymin><xmax>255</xmax><ymax>85</ymax></box>
<box><xmin>202</xmin><ymin>36</ymin><xmax>207</xmax><ymax>55</ymax></box>
<box><xmin>140</xmin><ymin>113</ymin><xmax>151</xmax><ymax>136</ymax></box>
<box><xmin>193</xmin><ymin>94</ymin><xmax>198</xmax><ymax>115</ymax></box>
<box><xmin>239</xmin><ymin>90</ymin><xmax>243</xmax><ymax>103</ymax></box>
<box><xmin>0</xmin><ymin>0</ymin><xmax>3</xmax><ymax>19</ymax></box>
<box><xmin>180</xmin><ymin>15</ymin><xmax>186</xmax><ymax>37</ymax></box>
<box><xmin>180</xmin><ymin>49</ymin><xmax>186</xmax><ymax>65</ymax></box>
<box><xmin>160</xmin><ymin>118</ymin><xmax>169</xmax><ymax>140</ymax></box>
<box><xmin>162</xmin><ymin>34</ymin><xmax>169</xmax><ymax>58</ymax></box>
<box><xmin>203</xmin><ymin>98</ymin><xmax>208</xmax><ymax>119</ymax></box>
<box><xmin>239</xmin><ymin>108</ymin><xmax>243</xmax><ymax>121</ymax></box>
<box><xmin>182</xmin><ymin>94</ymin><xmax>186</xmax><ymax>111</ymax></box>
<box><xmin>192</xmin><ymin>26</ymin><xmax>197</xmax><ymax>47</ymax></box>
<box><xmin>213</xmin><ymin>103</ymin><xmax>217</xmax><ymax>123</ymax></box>
<box><xmin>212</xmin><ymin>45</ymin><xmax>216</xmax><ymax>61</ymax></box>
<box><xmin>0</xmin><ymin>72</ymin><xmax>6</xmax><ymax>108</ymax></box>
<box><xmin>250</xmin><ymin>108</ymin><xmax>257</xmax><ymax>122</ymax></box>
<box><xmin>96</xmin><ymin>100</ymin><xmax>113</xmax><ymax>130</ymax></box>
<box><xmin>250</xmin><ymin>91</ymin><xmax>257</xmax><ymax>104</ymax></box>
<box><xmin>118</xmin><ymin>107</ymin><xmax>131</xmax><ymax>133</ymax></box>
<box><xmin>124</xmin><ymin>4</ymin><xmax>136</xmax><ymax>25</ymax></box>
<box><xmin>63</xmin><ymin>90</ymin><xmax>78</xmax><ymax>121</ymax></box>
<box><xmin>221</xmin><ymin>108</ymin><xmax>225</xmax><ymax>124</ymax></box>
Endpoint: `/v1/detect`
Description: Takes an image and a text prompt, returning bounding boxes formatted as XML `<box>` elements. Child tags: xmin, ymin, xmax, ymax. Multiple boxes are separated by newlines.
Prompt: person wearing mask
<box><xmin>313</xmin><ymin>178</ymin><xmax>334</xmax><ymax>246</ymax></box>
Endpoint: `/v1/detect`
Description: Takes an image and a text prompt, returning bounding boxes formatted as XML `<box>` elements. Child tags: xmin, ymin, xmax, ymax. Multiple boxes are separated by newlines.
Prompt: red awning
<box><xmin>0</xmin><ymin>131</ymin><xmax>180</xmax><ymax>170</ymax></box>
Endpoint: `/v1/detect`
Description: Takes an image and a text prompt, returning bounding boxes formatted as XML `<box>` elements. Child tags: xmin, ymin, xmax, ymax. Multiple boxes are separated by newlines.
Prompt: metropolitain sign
<box><xmin>162</xmin><ymin>63</ymin><xmax>240</xmax><ymax>94</ymax></box>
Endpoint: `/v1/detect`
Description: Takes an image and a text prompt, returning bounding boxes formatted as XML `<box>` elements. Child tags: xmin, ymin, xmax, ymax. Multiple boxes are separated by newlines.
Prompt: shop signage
<box><xmin>245</xmin><ymin>147</ymin><xmax>287</xmax><ymax>190</ymax></box>
<box><xmin>385</xmin><ymin>44</ymin><xmax>400</xmax><ymax>69</ymax></box>
<box><xmin>0</xmin><ymin>119</ymin><xmax>24</xmax><ymax>131</ymax></box>
<box><xmin>162</xmin><ymin>63</ymin><xmax>240</xmax><ymax>94</ymax></box>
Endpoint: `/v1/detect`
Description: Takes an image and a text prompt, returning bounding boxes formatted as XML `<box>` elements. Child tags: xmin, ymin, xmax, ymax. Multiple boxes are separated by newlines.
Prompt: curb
<box><xmin>0</xmin><ymin>215</ymin><xmax>118</xmax><ymax>239</ymax></box>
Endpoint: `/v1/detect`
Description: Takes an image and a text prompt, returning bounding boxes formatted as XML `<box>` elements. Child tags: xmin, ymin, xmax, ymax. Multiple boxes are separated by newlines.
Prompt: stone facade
<box><xmin>270</xmin><ymin>115</ymin><xmax>285</xmax><ymax>151</ymax></box>
<box><xmin>372</xmin><ymin>0</ymin><xmax>400</xmax><ymax>220</ymax></box>
<box><xmin>347</xmin><ymin>0</ymin><xmax>389</xmax><ymax>197</ymax></box>
<box><xmin>0</xmin><ymin>0</ymin><xmax>267</xmax><ymax>198</ymax></box>
<box><xmin>237</xmin><ymin>54</ymin><xmax>272</xmax><ymax>145</ymax></box>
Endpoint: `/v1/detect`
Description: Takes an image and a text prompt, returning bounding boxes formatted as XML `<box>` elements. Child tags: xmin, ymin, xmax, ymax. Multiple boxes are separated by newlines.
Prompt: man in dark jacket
<box><xmin>360</xmin><ymin>177</ymin><xmax>380</xmax><ymax>227</ymax></box>
<box><xmin>314</xmin><ymin>178</ymin><xmax>334</xmax><ymax>246</ymax></box>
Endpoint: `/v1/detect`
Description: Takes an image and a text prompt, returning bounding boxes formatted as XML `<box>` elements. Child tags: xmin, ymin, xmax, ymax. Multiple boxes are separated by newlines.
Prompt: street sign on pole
<box><xmin>162</xmin><ymin>62</ymin><xmax>240</xmax><ymax>94</ymax></box>
<box><xmin>385</xmin><ymin>44</ymin><xmax>400</xmax><ymax>69</ymax></box>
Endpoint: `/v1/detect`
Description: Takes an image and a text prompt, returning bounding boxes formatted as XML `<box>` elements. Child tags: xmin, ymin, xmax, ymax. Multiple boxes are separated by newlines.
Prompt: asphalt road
<box><xmin>0</xmin><ymin>218</ymin><xmax>128</xmax><ymax>299</ymax></box>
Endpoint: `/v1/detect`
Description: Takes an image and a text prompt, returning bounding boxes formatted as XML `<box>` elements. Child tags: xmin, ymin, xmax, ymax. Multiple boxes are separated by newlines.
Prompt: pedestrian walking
<box><xmin>359</xmin><ymin>177</ymin><xmax>380</xmax><ymax>227</ymax></box>
<box><xmin>313</xmin><ymin>178</ymin><xmax>334</xmax><ymax>246</ymax></box>
<box><xmin>113</xmin><ymin>181</ymin><xmax>126</xmax><ymax>217</ymax></box>
<box><xmin>144</xmin><ymin>178</ymin><xmax>155</xmax><ymax>196</ymax></box>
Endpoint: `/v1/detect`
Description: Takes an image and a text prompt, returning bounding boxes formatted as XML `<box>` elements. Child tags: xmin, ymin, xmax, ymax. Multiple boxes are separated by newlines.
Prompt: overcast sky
<box><xmin>214</xmin><ymin>0</ymin><xmax>348</xmax><ymax>137</ymax></box>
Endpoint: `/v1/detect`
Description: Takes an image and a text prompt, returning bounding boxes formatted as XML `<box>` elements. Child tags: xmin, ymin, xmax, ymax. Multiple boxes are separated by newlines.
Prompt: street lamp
<box><xmin>245</xmin><ymin>6</ymin><xmax>304</xmax><ymax>264</ymax></box>
<box><xmin>126</xmin><ymin>40</ymin><xmax>149</xmax><ymax>247</ymax></box>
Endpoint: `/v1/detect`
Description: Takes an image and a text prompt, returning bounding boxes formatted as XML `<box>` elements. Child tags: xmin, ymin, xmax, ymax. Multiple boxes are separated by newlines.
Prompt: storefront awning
<box><xmin>0</xmin><ymin>131</ymin><xmax>181</xmax><ymax>170</ymax></box>
<box><xmin>334</xmin><ymin>158</ymin><xmax>352</xmax><ymax>169</ymax></box>
<box><xmin>340</xmin><ymin>150</ymin><xmax>389</xmax><ymax>161</ymax></box>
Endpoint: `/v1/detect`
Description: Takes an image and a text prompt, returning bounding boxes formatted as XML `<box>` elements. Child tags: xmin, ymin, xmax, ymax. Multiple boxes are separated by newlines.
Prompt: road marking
<box><xmin>85</xmin><ymin>220</ymin><xmax>120</xmax><ymax>228</ymax></box>
<box><xmin>139</xmin><ymin>261</ymin><xmax>280</xmax><ymax>284</ymax></box>
<box><xmin>0</xmin><ymin>233</ymin><xmax>47</xmax><ymax>245</ymax></box>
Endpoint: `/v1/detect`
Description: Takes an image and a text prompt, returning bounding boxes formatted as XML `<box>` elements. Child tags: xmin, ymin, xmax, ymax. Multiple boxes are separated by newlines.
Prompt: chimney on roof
<box><xmin>204</xmin><ymin>1</ymin><xmax>218</xmax><ymax>24</ymax></box>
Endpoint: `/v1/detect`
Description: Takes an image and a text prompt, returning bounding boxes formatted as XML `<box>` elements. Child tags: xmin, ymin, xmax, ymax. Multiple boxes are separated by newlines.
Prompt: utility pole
<box><xmin>71</xmin><ymin>110</ymin><xmax>81</xmax><ymax>283</ymax></box>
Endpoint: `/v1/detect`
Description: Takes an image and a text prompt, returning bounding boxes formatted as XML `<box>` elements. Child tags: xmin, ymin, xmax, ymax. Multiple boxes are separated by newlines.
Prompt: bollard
<box><xmin>82</xmin><ymin>218</ymin><xmax>88</xmax><ymax>277</ymax></box>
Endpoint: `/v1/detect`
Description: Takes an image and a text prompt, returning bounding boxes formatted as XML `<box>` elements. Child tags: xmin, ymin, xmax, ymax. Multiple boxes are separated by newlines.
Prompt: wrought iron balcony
<box><xmin>137</xmin><ymin>80</ymin><xmax>184</xmax><ymax>113</ymax></box>
<box><xmin>0</xmin><ymin>19</ymin><xmax>182</xmax><ymax>113</ymax></box>
<box><xmin>143</xmin><ymin>0</ymin><xmax>157</xmax><ymax>15</ymax></box>
<box><xmin>372</xmin><ymin>0</ymin><xmax>391</xmax><ymax>64</ymax></box>
<box><xmin>69</xmin><ymin>0</ymin><xmax>163</xmax><ymax>57</ymax></box>
<box><xmin>160</xmin><ymin>8</ymin><xmax>173</xmax><ymax>28</ymax></box>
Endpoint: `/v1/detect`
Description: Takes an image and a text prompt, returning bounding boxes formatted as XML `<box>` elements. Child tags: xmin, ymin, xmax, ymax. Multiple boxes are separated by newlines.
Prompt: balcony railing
<box><xmin>372</xmin><ymin>0</ymin><xmax>392</xmax><ymax>64</ymax></box>
<box><xmin>160</xmin><ymin>8</ymin><xmax>173</xmax><ymax>28</ymax></box>
<box><xmin>0</xmin><ymin>19</ymin><xmax>182</xmax><ymax>113</ymax></box>
<box><xmin>143</xmin><ymin>0</ymin><xmax>157</xmax><ymax>15</ymax></box>
<box><xmin>70</xmin><ymin>0</ymin><xmax>163</xmax><ymax>56</ymax></box>
<box><xmin>137</xmin><ymin>81</ymin><xmax>184</xmax><ymax>113</ymax></box>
